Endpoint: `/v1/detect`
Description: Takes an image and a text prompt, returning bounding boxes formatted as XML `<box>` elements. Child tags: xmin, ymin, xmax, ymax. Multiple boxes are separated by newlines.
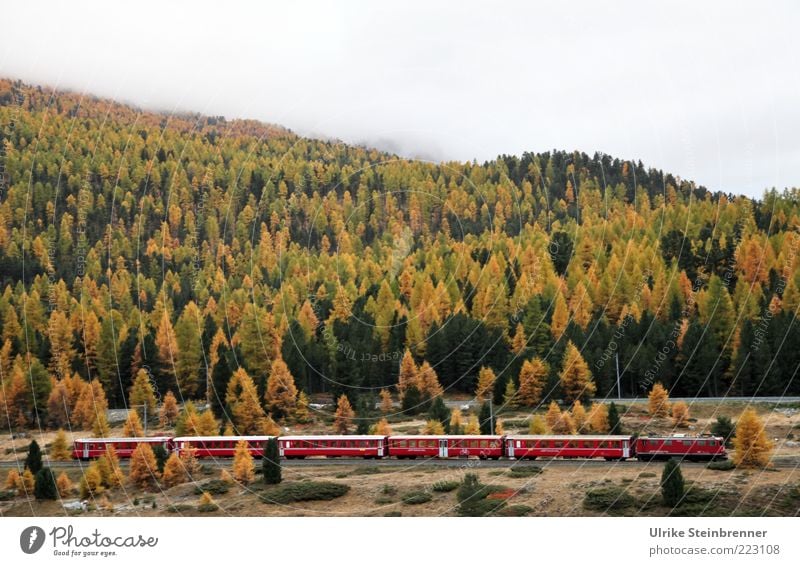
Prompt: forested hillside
<box><xmin>1</xmin><ymin>78</ymin><xmax>799</xmax><ymax>432</ymax></box>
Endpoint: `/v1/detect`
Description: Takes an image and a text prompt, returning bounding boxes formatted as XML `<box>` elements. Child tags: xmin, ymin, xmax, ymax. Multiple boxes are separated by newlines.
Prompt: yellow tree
<box><xmin>122</xmin><ymin>410</ymin><xmax>144</xmax><ymax>437</ymax></box>
<box><xmin>379</xmin><ymin>389</ymin><xmax>393</xmax><ymax>413</ymax></box>
<box><xmin>417</xmin><ymin>361</ymin><xmax>444</xmax><ymax>399</ymax></box>
<box><xmin>397</xmin><ymin>349</ymin><xmax>418</xmax><ymax>396</ymax></box>
<box><xmin>552</xmin><ymin>410</ymin><xmax>576</xmax><ymax>434</ymax></box>
<box><xmin>102</xmin><ymin>445</ymin><xmax>124</xmax><ymax>488</ymax></box>
<box><xmin>264</xmin><ymin>357</ymin><xmax>298</xmax><ymax>420</ymax></box>
<box><xmin>647</xmin><ymin>382</ymin><xmax>671</xmax><ymax>418</ymax></box>
<box><xmin>545</xmin><ymin>401</ymin><xmax>562</xmax><ymax>431</ymax></box>
<box><xmin>550</xmin><ymin>291</ymin><xmax>569</xmax><ymax>339</ymax></box>
<box><xmin>159</xmin><ymin>391</ymin><xmax>179</xmax><ymax>427</ymax></box>
<box><xmin>449</xmin><ymin>409</ymin><xmax>463</xmax><ymax>434</ymax></box>
<box><xmin>422</xmin><ymin>420</ymin><xmax>445</xmax><ymax>434</ymax></box>
<box><xmin>671</xmin><ymin>401</ymin><xmax>690</xmax><ymax>427</ymax></box>
<box><xmin>571</xmin><ymin>400</ymin><xmax>587</xmax><ymax>433</ymax></box>
<box><xmin>511</xmin><ymin>322</ymin><xmax>527</xmax><ymax>354</ymax></box>
<box><xmin>129</xmin><ymin>443</ymin><xmax>159</xmax><ymax>488</ymax></box>
<box><xmin>47</xmin><ymin>310</ymin><xmax>76</xmax><ymax>379</ymax></box>
<box><xmin>72</xmin><ymin>379</ymin><xmax>108</xmax><ymax>429</ymax></box>
<box><xmin>503</xmin><ymin>379</ymin><xmax>518</xmax><ymax>409</ymax></box>
<box><xmin>232</xmin><ymin>440</ymin><xmax>255</xmax><ymax>484</ymax></box>
<box><xmin>518</xmin><ymin>358</ymin><xmax>548</xmax><ymax>407</ymax></box>
<box><xmin>372</xmin><ymin>418</ymin><xmax>392</xmax><ymax>435</ymax></box>
<box><xmin>225</xmin><ymin>368</ymin><xmax>266</xmax><ymax>435</ymax></box>
<box><xmin>92</xmin><ymin>413</ymin><xmax>110</xmax><ymax>437</ymax></box>
<box><xmin>587</xmin><ymin>403</ymin><xmax>609</xmax><ymax>433</ymax></box>
<box><xmin>129</xmin><ymin>369</ymin><xmax>157</xmax><ymax>420</ymax></box>
<box><xmin>464</xmin><ymin>415</ymin><xmax>480</xmax><ymax>434</ymax></box>
<box><xmin>495</xmin><ymin>419</ymin><xmax>505</xmax><ymax>434</ymax></box>
<box><xmin>475</xmin><ymin>366</ymin><xmax>497</xmax><ymax>401</ymax></box>
<box><xmin>295</xmin><ymin>391</ymin><xmax>311</xmax><ymax>423</ymax></box>
<box><xmin>733</xmin><ymin>409</ymin><xmax>773</xmax><ymax>468</ymax></box>
<box><xmin>528</xmin><ymin>415</ymin><xmax>547</xmax><ymax>434</ymax></box>
<box><xmin>333</xmin><ymin>394</ymin><xmax>355</xmax><ymax>434</ymax></box>
<box><xmin>56</xmin><ymin>472</ymin><xmax>74</xmax><ymax>497</ymax></box>
<box><xmin>162</xmin><ymin>453</ymin><xmax>187</xmax><ymax>487</ymax></box>
<box><xmin>558</xmin><ymin>341</ymin><xmax>595</xmax><ymax>404</ymax></box>
<box><xmin>50</xmin><ymin>429</ymin><xmax>72</xmax><ymax>460</ymax></box>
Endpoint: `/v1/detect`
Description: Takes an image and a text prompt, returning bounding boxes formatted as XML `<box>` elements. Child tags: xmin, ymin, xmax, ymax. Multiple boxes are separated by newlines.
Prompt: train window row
<box><xmin>515</xmin><ymin>440</ymin><xmax>621</xmax><ymax>449</ymax></box>
<box><xmin>285</xmin><ymin>440</ymin><xmax>378</xmax><ymax>448</ymax></box>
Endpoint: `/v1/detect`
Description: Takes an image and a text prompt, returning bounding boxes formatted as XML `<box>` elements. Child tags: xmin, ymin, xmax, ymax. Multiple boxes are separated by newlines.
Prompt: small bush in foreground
<box><xmin>193</xmin><ymin>479</ymin><xmax>230</xmax><ymax>495</ymax></box>
<box><xmin>260</xmin><ymin>482</ymin><xmax>349</xmax><ymax>504</ymax></box>
<box><xmin>432</xmin><ymin>480</ymin><xmax>459</xmax><ymax>492</ymax></box>
<box><xmin>402</xmin><ymin>491</ymin><xmax>432</xmax><ymax>505</ymax></box>
<box><xmin>583</xmin><ymin>486</ymin><xmax>635</xmax><ymax>512</ymax></box>
<box><xmin>707</xmin><ymin>459</ymin><xmax>735</xmax><ymax>471</ymax></box>
<box><xmin>197</xmin><ymin>492</ymin><xmax>218</xmax><ymax>512</ymax></box>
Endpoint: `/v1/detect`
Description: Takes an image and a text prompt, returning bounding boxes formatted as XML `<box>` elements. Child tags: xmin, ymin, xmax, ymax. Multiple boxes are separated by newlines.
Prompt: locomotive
<box><xmin>72</xmin><ymin>433</ymin><xmax>726</xmax><ymax>461</ymax></box>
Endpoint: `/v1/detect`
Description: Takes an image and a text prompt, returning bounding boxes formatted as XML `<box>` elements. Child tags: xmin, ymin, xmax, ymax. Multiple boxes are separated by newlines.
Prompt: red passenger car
<box><xmin>387</xmin><ymin>435</ymin><xmax>504</xmax><ymax>459</ymax></box>
<box><xmin>634</xmin><ymin>435</ymin><xmax>726</xmax><ymax>461</ymax></box>
<box><xmin>505</xmin><ymin>435</ymin><xmax>633</xmax><ymax>460</ymax></box>
<box><xmin>173</xmin><ymin>436</ymin><xmax>273</xmax><ymax>458</ymax></box>
<box><xmin>72</xmin><ymin>437</ymin><xmax>172</xmax><ymax>460</ymax></box>
<box><xmin>279</xmin><ymin>435</ymin><xmax>387</xmax><ymax>459</ymax></box>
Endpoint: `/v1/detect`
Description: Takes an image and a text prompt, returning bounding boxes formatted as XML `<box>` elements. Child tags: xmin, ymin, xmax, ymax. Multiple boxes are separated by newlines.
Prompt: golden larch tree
<box><xmin>449</xmin><ymin>409</ymin><xmax>463</xmax><ymax>434</ymax></box>
<box><xmin>587</xmin><ymin>403</ymin><xmax>609</xmax><ymax>433</ymax></box>
<box><xmin>545</xmin><ymin>401</ymin><xmax>562</xmax><ymax>431</ymax></box>
<box><xmin>129</xmin><ymin>369</ymin><xmax>157</xmax><ymax>420</ymax></box>
<box><xmin>379</xmin><ymin>389</ymin><xmax>393</xmax><ymax>413</ymax></box>
<box><xmin>422</xmin><ymin>420</ymin><xmax>445</xmax><ymax>434</ymax></box>
<box><xmin>265</xmin><ymin>357</ymin><xmax>298</xmax><ymax>420</ymax></box>
<box><xmin>671</xmin><ymin>401</ymin><xmax>690</xmax><ymax>427</ymax></box>
<box><xmin>475</xmin><ymin>366</ymin><xmax>497</xmax><ymax>401</ymax></box>
<box><xmin>333</xmin><ymin>394</ymin><xmax>355</xmax><ymax>434</ymax></box>
<box><xmin>225</xmin><ymin>368</ymin><xmax>266</xmax><ymax>435</ymax></box>
<box><xmin>503</xmin><ymin>379</ymin><xmax>518</xmax><ymax>409</ymax></box>
<box><xmin>647</xmin><ymin>382</ymin><xmax>671</xmax><ymax>418</ymax></box>
<box><xmin>50</xmin><ymin>429</ymin><xmax>72</xmax><ymax>460</ymax></box>
<box><xmin>518</xmin><ymin>358</ymin><xmax>548</xmax><ymax>407</ymax></box>
<box><xmin>159</xmin><ymin>391</ymin><xmax>180</xmax><ymax>427</ymax></box>
<box><xmin>161</xmin><ymin>453</ymin><xmax>187</xmax><ymax>487</ymax></box>
<box><xmin>571</xmin><ymin>400</ymin><xmax>587</xmax><ymax>433</ymax></box>
<box><xmin>397</xmin><ymin>349</ymin><xmax>418</xmax><ymax>396</ymax></box>
<box><xmin>495</xmin><ymin>419</ymin><xmax>505</xmax><ymax>435</ymax></box>
<box><xmin>552</xmin><ymin>410</ymin><xmax>576</xmax><ymax>434</ymax></box>
<box><xmin>92</xmin><ymin>413</ymin><xmax>110</xmax><ymax>437</ymax></box>
<box><xmin>464</xmin><ymin>415</ymin><xmax>480</xmax><ymax>434</ymax></box>
<box><xmin>5</xmin><ymin>469</ymin><xmax>20</xmax><ymax>490</ymax></box>
<box><xmin>550</xmin><ymin>291</ymin><xmax>569</xmax><ymax>339</ymax></box>
<box><xmin>129</xmin><ymin>443</ymin><xmax>159</xmax><ymax>489</ymax></box>
<box><xmin>122</xmin><ymin>410</ymin><xmax>144</xmax><ymax>437</ymax></box>
<box><xmin>232</xmin><ymin>439</ymin><xmax>255</xmax><ymax>484</ymax></box>
<box><xmin>558</xmin><ymin>341</ymin><xmax>596</xmax><ymax>404</ymax></box>
<box><xmin>56</xmin><ymin>472</ymin><xmax>74</xmax><ymax>497</ymax></box>
<box><xmin>417</xmin><ymin>361</ymin><xmax>444</xmax><ymax>399</ymax></box>
<box><xmin>733</xmin><ymin>408</ymin><xmax>773</xmax><ymax>468</ymax></box>
<box><xmin>295</xmin><ymin>391</ymin><xmax>311</xmax><ymax>423</ymax></box>
<box><xmin>528</xmin><ymin>415</ymin><xmax>547</xmax><ymax>434</ymax></box>
<box><xmin>372</xmin><ymin>418</ymin><xmax>392</xmax><ymax>435</ymax></box>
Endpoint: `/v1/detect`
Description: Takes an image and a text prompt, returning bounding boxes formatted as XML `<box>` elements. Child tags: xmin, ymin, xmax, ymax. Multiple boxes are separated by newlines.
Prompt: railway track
<box><xmin>1</xmin><ymin>457</ymin><xmax>797</xmax><ymax>470</ymax></box>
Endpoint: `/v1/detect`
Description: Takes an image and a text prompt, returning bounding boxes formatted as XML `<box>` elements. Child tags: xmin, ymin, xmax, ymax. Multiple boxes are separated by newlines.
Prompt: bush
<box><xmin>402</xmin><ymin>491</ymin><xmax>432</xmax><ymax>505</ymax></box>
<box><xmin>456</xmin><ymin>473</ymin><xmax>508</xmax><ymax>516</ymax></box>
<box><xmin>432</xmin><ymin>480</ymin><xmax>459</xmax><ymax>492</ymax></box>
<box><xmin>583</xmin><ymin>486</ymin><xmax>635</xmax><ymax>511</ymax></box>
<box><xmin>352</xmin><ymin>466</ymin><xmax>383</xmax><ymax>475</ymax></box>
<box><xmin>34</xmin><ymin>467</ymin><xmax>58</xmax><ymax>500</ymax></box>
<box><xmin>661</xmin><ymin>459</ymin><xmax>685</xmax><ymax>508</ymax></box>
<box><xmin>260</xmin><ymin>482</ymin><xmax>349</xmax><ymax>504</ymax></box>
<box><xmin>0</xmin><ymin>489</ymin><xmax>16</xmax><ymax>501</ymax></box>
<box><xmin>497</xmin><ymin>504</ymin><xmax>533</xmax><ymax>517</ymax></box>
<box><xmin>707</xmin><ymin>459</ymin><xmax>735</xmax><ymax>471</ymax></box>
<box><xmin>506</xmin><ymin>466</ymin><xmax>543</xmax><ymax>478</ymax></box>
<box><xmin>381</xmin><ymin>484</ymin><xmax>397</xmax><ymax>495</ymax></box>
<box><xmin>193</xmin><ymin>479</ymin><xmax>230</xmax><ymax>495</ymax></box>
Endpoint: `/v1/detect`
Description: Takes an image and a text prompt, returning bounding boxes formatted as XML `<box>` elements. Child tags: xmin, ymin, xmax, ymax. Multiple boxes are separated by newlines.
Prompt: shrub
<box><xmin>260</xmin><ymin>482</ymin><xmax>349</xmax><ymax>504</ymax></box>
<box><xmin>402</xmin><ymin>491</ymin><xmax>432</xmax><ymax>505</ymax></box>
<box><xmin>431</xmin><ymin>480</ymin><xmax>459</xmax><ymax>492</ymax></box>
<box><xmin>497</xmin><ymin>504</ymin><xmax>533</xmax><ymax>516</ymax></box>
<box><xmin>661</xmin><ymin>459</ymin><xmax>685</xmax><ymax>507</ymax></box>
<box><xmin>456</xmin><ymin>473</ymin><xmax>508</xmax><ymax>516</ymax></box>
<box><xmin>583</xmin><ymin>486</ymin><xmax>635</xmax><ymax>511</ymax></box>
<box><xmin>193</xmin><ymin>479</ymin><xmax>230</xmax><ymax>495</ymax></box>
<box><xmin>506</xmin><ymin>467</ymin><xmax>543</xmax><ymax>478</ymax></box>
<box><xmin>707</xmin><ymin>459</ymin><xmax>736</xmax><ymax>471</ymax></box>
<box><xmin>197</xmin><ymin>492</ymin><xmax>218</xmax><ymax>512</ymax></box>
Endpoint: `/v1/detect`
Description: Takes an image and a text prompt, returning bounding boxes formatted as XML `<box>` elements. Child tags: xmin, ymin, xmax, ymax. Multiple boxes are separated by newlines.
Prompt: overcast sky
<box><xmin>0</xmin><ymin>1</ymin><xmax>797</xmax><ymax>197</ymax></box>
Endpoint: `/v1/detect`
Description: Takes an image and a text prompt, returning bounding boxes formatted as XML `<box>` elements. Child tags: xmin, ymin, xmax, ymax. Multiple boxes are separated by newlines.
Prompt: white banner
<box><xmin>0</xmin><ymin>517</ymin><xmax>798</xmax><ymax>565</ymax></box>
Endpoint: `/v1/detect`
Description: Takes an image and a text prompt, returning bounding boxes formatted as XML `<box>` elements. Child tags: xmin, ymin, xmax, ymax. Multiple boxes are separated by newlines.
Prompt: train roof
<box><xmin>506</xmin><ymin>440</ymin><xmax>632</xmax><ymax>444</ymax></box>
<box><xmin>279</xmin><ymin>435</ymin><xmax>386</xmax><ymax>441</ymax></box>
<box><xmin>637</xmin><ymin>435</ymin><xmax>723</xmax><ymax>440</ymax></box>
<box><xmin>74</xmin><ymin>436</ymin><xmax>172</xmax><ymax>443</ymax></box>
<box><xmin>388</xmin><ymin>435</ymin><xmax>502</xmax><ymax>439</ymax></box>
<box><xmin>173</xmin><ymin>436</ymin><xmax>275</xmax><ymax>442</ymax></box>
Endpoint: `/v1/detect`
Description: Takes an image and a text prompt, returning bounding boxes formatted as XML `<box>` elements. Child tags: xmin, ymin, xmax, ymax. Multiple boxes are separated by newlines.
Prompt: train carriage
<box><xmin>278</xmin><ymin>435</ymin><xmax>387</xmax><ymax>458</ymax></box>
<box><xmin>505</xmin><ymin>435</ymin><xmax>633</xmax><ymax>460</ymax></box>
<box><xmin>634</xmin><ymin>435</ymin><xmax>726</xmax><ymax>461</ymax></box>
<box><xmin>172</xmin><ymin>436</ymin><xmax>274</xmax><ymax>458</ymax></box>
<box><xmin>388</xmin><ymin>435</ymin><xmax>504</xmax><ymax>459</ymax></box>
<box><xmin>72</xmin><ymin>436</ymin><xmax>172</xmax><ymax>460</ymax></box>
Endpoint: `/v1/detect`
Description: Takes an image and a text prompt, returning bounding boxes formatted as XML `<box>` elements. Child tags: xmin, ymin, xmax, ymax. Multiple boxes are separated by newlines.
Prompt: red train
<box><xmin>73</xmin><ymin>433</ymin><xmax>726</xmax><ymax>461</ymax></box>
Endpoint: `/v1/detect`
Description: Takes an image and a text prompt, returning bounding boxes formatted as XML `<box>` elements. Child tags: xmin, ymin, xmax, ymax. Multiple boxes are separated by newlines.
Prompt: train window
<box><xmin>481</xmin><ymin>440</ymin><xmax>488</xmax><ymax>448</ymax></box>
<box><xmin>409</xmin><ymin>440</ymin><xmax>417</xmax><ymax>448</ymax></box>
<box><xmin>554</xmin><ymin>441</ymin><xmax>563</xmax><ymax>448</ymax></box>
<box><xmin>682</xmin><ymin>440</ymin><xmax>691</xmax><ymax>446</ymax></box>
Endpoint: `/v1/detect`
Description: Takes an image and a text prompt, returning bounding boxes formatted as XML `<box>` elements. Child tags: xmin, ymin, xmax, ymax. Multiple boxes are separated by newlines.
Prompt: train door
<box><xmin>82</xmin><ymin>443</ymin><xmax>89</xmax><ymax>459</ymax></box>
<box><xmin>438</xmin><ymin>439</ymin><xmax>448</xmax><ymax>458</ymax></box>
<box><xmin>622</xmin><ymin>439</ymin><xmax>630</xmax><ymax>459</ymax></box>
<box><xmin>507</xmin><ymin>439</ymin><xmax>515</xmax><ymax>459</ymax></box>
<box><xmin>377</xmin><ymin>439</ymin><xmax>384</xmax><ymax>458</ymax></box>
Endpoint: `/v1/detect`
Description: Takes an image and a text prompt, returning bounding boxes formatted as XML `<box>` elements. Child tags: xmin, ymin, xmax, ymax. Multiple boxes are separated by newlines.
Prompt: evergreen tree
<box><xmin>711</xmin><ymin>415</ymin><xmax>735</xmax><ymax>446</ymax></box>
<box><xmin>607</xmin><ymin>402</ymin><xmax>622</xmax><ymax>434</ymax></box>
<box><xmin>661</xmin><ymin>459</ymin><xmax>684</xmax><ymax>507</ymax></box>
<box><xmin>34</xmin><ymin>467</ymin><xmax>58</xmax><ymax>500</ymax></box>
<box><xmin>427</xmin><ymin>396</ymin><xmax>451</xmax><ymax>433</ymax></box>
<box><xmin>401</xmin><ymin>384</ymin><xmax>422</xmax><ymax>415</ymax></box>
<box><xmin>25</xmin><ymin>440</ymin><xmax>43</xmax><ymax>475</ymax></box>
<box><xmin>478</xmin><ymin>402</ymin><xmax>492</xmax><ymax>435</ymax></box>
<box><xmin>153</xmin><ymin>444</ymin><xmax>169</xmax><ymax>473</ymax></box>
<box><xmin>262</xmin><ymin>437</ymin><xmax>281</xmax><ymax>484</ymax></box>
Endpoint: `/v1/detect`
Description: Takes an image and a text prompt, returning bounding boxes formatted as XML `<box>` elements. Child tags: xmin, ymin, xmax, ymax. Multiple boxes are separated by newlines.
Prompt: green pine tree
<box><xmin>428</xmin><ymin>396</ymin><xmax>451</xmax><ymax>433</ymax></box>
<box><xmin>34</xmin><ymin>467</ymin><xmax>58</xmax><ymax>500</ymax></box>
<box><xmin>262</xmin><ymin>438</ymin><xmax>282</xmax><ymax>484</ymax></box>
<box><xmin>607</xmin><ymin>402</ymin><xmax>622</xmax><ymax>434</ymax></box>
<box><xmin>661</xmin><ymin>459</ymin><xmax>685</xmax><ymax>508</ymax></box>
<box><xmin>25</xmin><ymin>440</ymin><xmax>43</xmax><ymax>475</ymax></box>
<box><xmin>478</xmin><ymin>402</ymin><xmax>492</xmax><ymax>435</ymax></box>
<box><xmin>153</xmin><ymin>445</ymin><xmax>169</xmax><ymax>473</ymax></box>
